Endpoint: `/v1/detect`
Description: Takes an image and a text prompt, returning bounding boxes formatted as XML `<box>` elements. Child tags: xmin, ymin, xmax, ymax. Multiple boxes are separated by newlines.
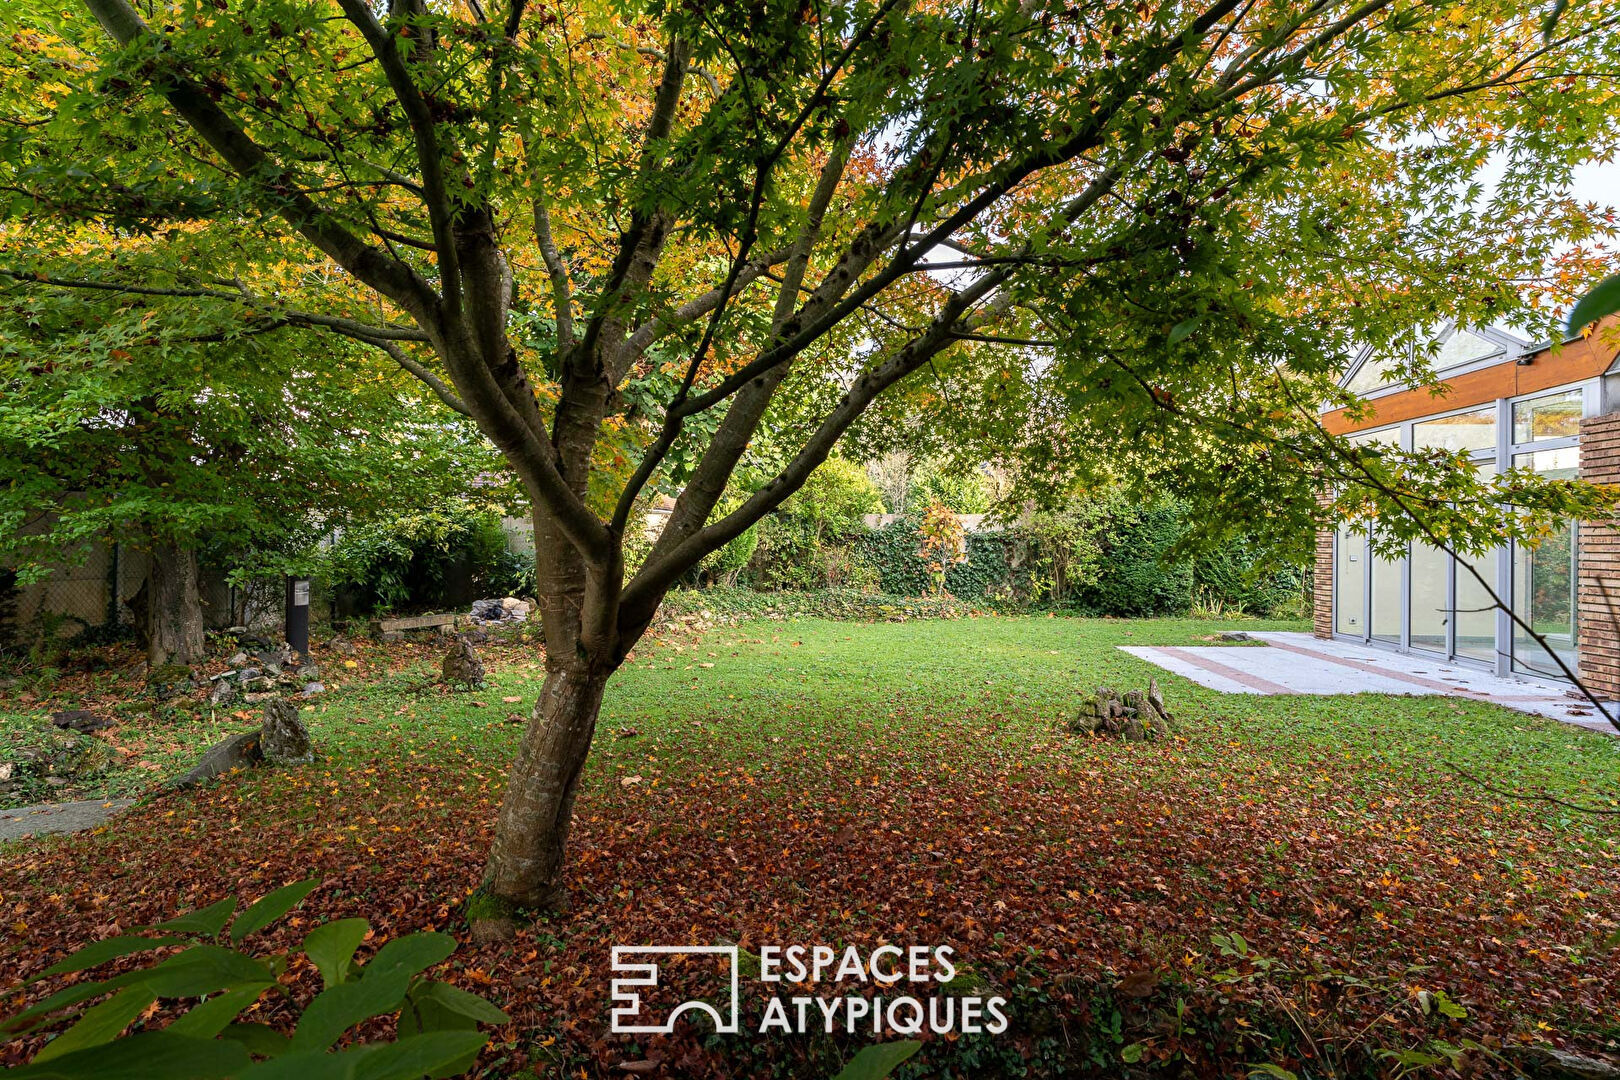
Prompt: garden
<box><xmin>3</xmin><ymin>612</ymin><xmax>1618</xmax><ymax>1077</ymax></box>
<box><xmin>4</xmin><ymin>0</ymin><xmax>1620</xmax><ymax>1076</ymax></box>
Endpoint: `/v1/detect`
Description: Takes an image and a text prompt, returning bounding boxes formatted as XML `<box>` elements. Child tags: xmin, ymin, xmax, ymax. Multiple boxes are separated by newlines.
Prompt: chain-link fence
<box><xmin>2</xmin><ymin>534</ymin><xmax>291</xmax><ymax>651</ymax></box>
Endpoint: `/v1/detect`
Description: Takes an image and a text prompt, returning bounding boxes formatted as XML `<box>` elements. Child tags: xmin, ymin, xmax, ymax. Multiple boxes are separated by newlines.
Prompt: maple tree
<box><xmin>1</xmin><ymin>0</ymin><xmax>1617</xmax><ymax>935</ymax></box>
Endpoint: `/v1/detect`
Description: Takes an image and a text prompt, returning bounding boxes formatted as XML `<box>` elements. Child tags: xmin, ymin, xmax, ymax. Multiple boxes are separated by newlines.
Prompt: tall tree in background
<box><xmin>1</xmin><ymin>0</ymin><xmax>1616</xmax><ymax>933</ymax></box>
<box><xmin>0</xmin><ymin>232</ymin><xmax>503</xmax><ymax>666</ymax></box>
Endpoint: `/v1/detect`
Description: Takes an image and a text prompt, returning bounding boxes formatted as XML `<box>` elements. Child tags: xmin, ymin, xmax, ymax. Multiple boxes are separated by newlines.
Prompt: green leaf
<box><xmin>5</xmin><ymin>1031</ymin><xmax>250</xmax><ymax>1080</ymax></box>
<box><xmin>1168</xmin><ymin>317</ymin><xmax>1203</xmax><ymax>346</ymax></box>
<box><xmin>303</xmin><ymin>918</ymin><xmax>371</xmax><ymax>990</ymax></box>
<box><xmin>140</xmin><ymin>945</ymin><xmax>276</xmax><ymax>998</ymax></box>
<box><xmin>833</xmin><ymin>1040</ymin><xmax>923</xmax><ymax>1080</ymax></box>
<box><xmin>32</xmin><ymin>936</ymin><xmax>189</xmax><ymax>982</ymax></box>
<box><xmin>1567</xmin><ymin>272</ymin><xmax>1620</xmax><ymax>334</ymax></box>
<box><xmin>1121</xmin><ymin>1042</ymin><xmax>1145</xmax><ymax>1063</ymax></box>
<box><xmin>3</xmin><ymin>973</ymin><xmax>152</xmax><ymax>1033</ymax></box>
<box><xmin>32</xmin><ymin>987</ymin><xmax>157</xmax><ymax>1063</ymax></box>
<box><xmin>290</xmin><ymin>968</ymin><xmax>412</xmax><ymax>1053</ymax></box>
<box><xmin>362</xmin><ymin>933</ymin><xmax>457</xmax><ymax>985</ymax></box>
<box><xmin>165</xmin><ymin>985</ymin><xmax>273</xmax><ymax>1039</ymax></box>
<box><xmin>418</xmin><ymin>982</ymin><xmax>509</xmax><ymax>1025</ymax></box>
<box><xmin>231</xmin><ymin>881</ymin><xmax>319</xmax><ymax>943</ymax></box>
<box><xmin>235</xmin><ymin>1048</ymin><xmax>362</xmax><ymax>1080</ymax></box>
<box><xmin>1246</xmin><ymin>1066</ymin><xmax>1299</xmax><ymax>1080</ymax></box>
<box><xmin>350</xmin><ymin>1031</ymin><xmax>491</xmax><ymax>1080</ymax></box>
<box><xmin>220</xmin><ymin>1022</ymin><xmax>292</xmax><ymax>1059</ymax></box>
<box><xmin>150</xmin><ymin>897</ymin><xmax>239</xmax><ymax>938</ymax></box>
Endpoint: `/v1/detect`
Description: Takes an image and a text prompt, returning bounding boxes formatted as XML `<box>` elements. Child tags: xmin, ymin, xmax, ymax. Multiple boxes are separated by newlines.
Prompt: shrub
<box><xmin>323</xmin><ymin>504</ymin><xmax>525</xmax><ymax>615</ymax></box>
<box><xmin>1</xmin><ymin>881</ymin><xmax>506</xmax><ymax>1079</ymax></box>
<box><xmin>750</xmin><ymin>457</ymin><xmax>884</xmax><ymax>591</ymax></box>
<box><xmin>917</xmin><ymin>502</ymin><xmax>967</xmax><ymax>595</ymax></box>
<box><xmin>1072</xmin><ymin>498</ymin><xmax>1193</xmax><ymax>617</ymax></box>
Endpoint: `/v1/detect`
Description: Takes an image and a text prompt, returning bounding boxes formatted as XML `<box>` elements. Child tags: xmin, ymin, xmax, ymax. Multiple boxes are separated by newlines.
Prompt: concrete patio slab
<box><xmin>1120</xmin><ymin>632</ymin><xmax>1619</xmax><ymax>734</ymax></box>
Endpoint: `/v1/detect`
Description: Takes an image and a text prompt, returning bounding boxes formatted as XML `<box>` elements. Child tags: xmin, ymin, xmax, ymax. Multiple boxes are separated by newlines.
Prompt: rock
<box><xmin>0</xmin><ymin>762</ymin><xmax>12</xmax><ymax>782</ymax></box>
<box><xmin>1218</xmin><ymin>631</ymin><xmax>1252</xmax><ymax>642</ymax></box>
<box><xmin>260</xmin><ymin>700</ymin><xmax>314</xmax><ymax>765</ymax></box>
<box><xmin>327</xmin><ymin>636</ymin><xmax>356</xmax><ymax>655</ymax></box>
<box><xmin>170</xmin><ymin>730</ymin><xmax>262</xmax><ymax>790</ymax></box>
<box><xmin>242</xmin><ymin>692</ymin><xmax>278</xmax><ymax>705</ymax></box>
<box><xmin>50</xmin><ymin>710</ymin><xmax>112</xmax><ymax>735</ymax></box>
<box><xmin>227</xmin><ymin>652</ymin><xmax>249</xmax><ymax>667</ymax></box>
<box><xmin>244</xmin><ymin>675</ymin><xmax>276</xmax><ymax>693</ymax></box>
<box><xmin>442</xmin><ymin>637</ymin><xmax>486</xmax><ymax>690</ymax></box>
<box><xmin>1522</xmin><ymin>1048</ymin><xmax>1620</xmax><ymax>1079</ymax></box>
<box><xmin>45</xmin><ymin>776</ymin><xmax>68</xmax><ymax>787</ymax></box>
<box><xmin>236</xmin><ymin>666</ymin><xmax>261</xmax><ymax>681</ymax></box>
<box><xmin>209</xmin><ymin>680</ymin><xmax>239</xmax><ymax>707</ymax></box>
<box><xmin>295</xmin><ymin>663</ymin><xmax>319</xmax><ymax>680</ymax></box>
<box><xmin>1073</xmin><ymin>682</ymin><xmax>1176</xmax><ymax>741</ymax></box>
<box><xmin>379</xmin><ymin>630</ymin><xmax>405</xmax><ymax>643</ymax></box>
<box><xmin>301</xmin><ymin>682</ymin><xmax>325</xmax><ymax>697</ymax></box>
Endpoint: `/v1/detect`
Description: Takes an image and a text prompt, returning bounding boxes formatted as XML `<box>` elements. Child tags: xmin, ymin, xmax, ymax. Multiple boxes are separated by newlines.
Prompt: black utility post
<box><xmin>286</xmin><ymin>576</ymin><xmax>311</xmax><ymax>659</ymax></box>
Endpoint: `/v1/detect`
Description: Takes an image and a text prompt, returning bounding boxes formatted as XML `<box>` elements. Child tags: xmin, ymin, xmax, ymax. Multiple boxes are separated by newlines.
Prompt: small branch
<box><xmin>531</xmin><ymin>196</ymin><xmax>575</xmax><ymax>349</ymax></box>
<box><xmin>1446</xmin><ymin>762</ymin><xmax>1620</xmax><ymax>816</ymax></box>
<box><xmin>369</xmin><ymin>339</ymin><xmax>475</xmax><ymax>418</ymax></box>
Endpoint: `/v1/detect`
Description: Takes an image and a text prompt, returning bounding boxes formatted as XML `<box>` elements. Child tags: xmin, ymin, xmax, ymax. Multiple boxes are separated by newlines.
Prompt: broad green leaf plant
<box><xmin>1</xmin><ymin>882</ymin><xmax>507</xmax><ymax>1080</ymax></box>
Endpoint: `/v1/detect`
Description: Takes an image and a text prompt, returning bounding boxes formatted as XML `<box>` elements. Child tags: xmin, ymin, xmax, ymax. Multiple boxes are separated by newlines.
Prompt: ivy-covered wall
<box><xmin>827</xmin><ymin>504</ymin><xmax>1305</xmax><ymax>618</ymax></box>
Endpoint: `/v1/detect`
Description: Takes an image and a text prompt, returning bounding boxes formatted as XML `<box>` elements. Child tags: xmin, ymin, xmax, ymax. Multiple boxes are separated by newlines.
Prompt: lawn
<box><xmin>3</xmin><ymin>612</ymin><xmax>1618</xmax><ymax>1077</ymax></box>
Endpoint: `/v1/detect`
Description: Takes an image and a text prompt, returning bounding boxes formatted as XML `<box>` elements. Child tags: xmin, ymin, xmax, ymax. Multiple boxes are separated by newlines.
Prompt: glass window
<box><xmin>1345</xmin><ymin>355</ymin><xmax>1396</xmax><ymax>395</ymax></box>
<box><xmin>1513</xmin><ymin>446</ymin><xmax>1578</xmax><ymax>479</ymax></box>
<box><xmin>1454</xmin><ymin>460</ymin><xmax>1499</xmax><ymax>664</ymax></box>
<box><xmin>1513</xmin><ymin>522</ymin><xmax>1577</xmax><ymax>677</ymax></box>
<box><xmin>1370</xmin><ymin>542</ymin><xmax>1402</xmax><ymax>644</ymax></box>
<box><xmin>1413</xmin><ymin>407</ymin><xmax>1496</xmax><ymax>455</ymax></box>
<box><xmin>1335</xmin><ymin>524</ymin><xmax>1365</xmax><ymax>635</ymax></box>
<box><xmin>1432</xmin><ymin>330</ymin><xmax>1499</xmax><ymax>370</ymax></box>
<box><xmin>1512</xmin><ymin>390</ymin><xmax>1582</xmax><ymax>444</ymax></box>
<box><xmin>1510</xmin><ymin>448</ymin><xmax>1579</xmax><ymax>676</ymax></box>
<box><xmin>1409</xmin><ymin>542</ymin><xmax>1449</xmax><ymax>652</ymax></box>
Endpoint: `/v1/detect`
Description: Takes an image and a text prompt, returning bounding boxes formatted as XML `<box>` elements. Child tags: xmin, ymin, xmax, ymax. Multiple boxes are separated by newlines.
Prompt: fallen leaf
<box><xmin>1119</xmin><ymin>968</ymin><xmax>1163</xmax><ymax>998</ymax></box>
<box><xmin>620</xmin><ymin>775</ymin><xmax>643</xmax><ymax>786</ymax></box>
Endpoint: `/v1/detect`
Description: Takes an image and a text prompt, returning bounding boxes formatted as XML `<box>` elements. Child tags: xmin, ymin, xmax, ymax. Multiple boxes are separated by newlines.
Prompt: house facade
<box><xmin>1313</xmin><ymin>321</ymin><xmax>1620</xmax><ymax>698</ymax></box>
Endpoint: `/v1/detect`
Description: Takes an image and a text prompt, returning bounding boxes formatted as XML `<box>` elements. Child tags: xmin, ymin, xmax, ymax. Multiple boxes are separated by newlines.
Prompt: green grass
<box><xmin>7</xmin><ymin>613</ymin><xmax>1615</xmax><ymax>827</ymax></box>
<box><xmin>5</xmin><ymin>614</ymin><xmax>1618</xmax><ymax>1073</ymax></box>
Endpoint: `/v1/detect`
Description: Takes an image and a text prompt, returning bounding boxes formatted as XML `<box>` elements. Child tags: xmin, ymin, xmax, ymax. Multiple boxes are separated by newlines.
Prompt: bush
<box><xmin>750</xmin><ymin>457</ymin><xmax>884</xmax><ymax>591</ymax></box>
<box><xmin>1072</xmin><ymin>498</ymin><xmax>1193</xmax><ymax>617</ymax></box>
<box><xmin>323</xmin><ymin>504</ymin><xmax>527</xmax><ymax>616</ymax></box>
<box><xmin>857</xmin><ymin>519</ymin><xmax>1027</xmax><ymax>601</ymax></box>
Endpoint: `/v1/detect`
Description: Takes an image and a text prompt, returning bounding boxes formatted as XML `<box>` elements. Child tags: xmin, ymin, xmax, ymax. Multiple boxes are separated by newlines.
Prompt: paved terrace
<box><xmin>1122</xmin><ymin>632</ymin><xmax>1618</xmax><ymax>735</ymax></box>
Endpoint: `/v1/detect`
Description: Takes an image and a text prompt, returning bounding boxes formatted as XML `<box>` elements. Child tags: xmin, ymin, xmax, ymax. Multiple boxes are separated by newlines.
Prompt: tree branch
<box><xmin>79</xmin><ymin>0</ymin><xmax>442</xmax><ymax>327</ymax></box>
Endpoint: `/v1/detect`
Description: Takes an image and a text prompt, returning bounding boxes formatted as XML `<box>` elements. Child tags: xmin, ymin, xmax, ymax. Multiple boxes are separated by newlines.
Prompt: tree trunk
<box><xmin>142</xmin><ymin>542</ymin><xmax>205</xmax><ymax>669</ymax></box>
<box><xmin>473</xmin><ymin>657</ymin><xmax>612</xmax><ymax>938</ymax></box>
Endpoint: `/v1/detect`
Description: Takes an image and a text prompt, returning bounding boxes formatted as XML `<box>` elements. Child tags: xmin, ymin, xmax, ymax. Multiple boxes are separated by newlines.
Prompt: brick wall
<box><xmin>1578</xmin><ymin>412</ymin><xmax>1620</xmax><ymax>700</ymax></box>
<box><xmin>1314</xmin><ymin>492</ymin><xmax>1334</xmax><ymax>639</ymax></box>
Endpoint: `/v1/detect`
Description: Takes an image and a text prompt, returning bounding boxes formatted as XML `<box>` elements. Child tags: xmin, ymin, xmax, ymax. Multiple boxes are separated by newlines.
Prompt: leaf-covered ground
<box><xmin>2</xmin><ymin>615</ymin><xmax>1618</xmax><ymax>1077</ymax></box>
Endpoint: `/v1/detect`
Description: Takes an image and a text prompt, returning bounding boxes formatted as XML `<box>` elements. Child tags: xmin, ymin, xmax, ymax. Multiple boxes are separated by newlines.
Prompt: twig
<box><xmin>1445</xmin><ymin>761</ymin><xmax>1620</xmax><ymax>815</ymax></box>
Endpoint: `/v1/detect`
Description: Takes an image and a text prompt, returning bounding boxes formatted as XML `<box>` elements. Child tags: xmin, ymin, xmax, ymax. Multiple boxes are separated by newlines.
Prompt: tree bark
<box><xmin>141</xmin><ymin>541</ymin><xmax>205</xmax><ymax>669</ymax></box>
<box><xmin>473</xmin><ymin>654</ymin><xmax>613</xmax><ymax>937</ymax></box>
